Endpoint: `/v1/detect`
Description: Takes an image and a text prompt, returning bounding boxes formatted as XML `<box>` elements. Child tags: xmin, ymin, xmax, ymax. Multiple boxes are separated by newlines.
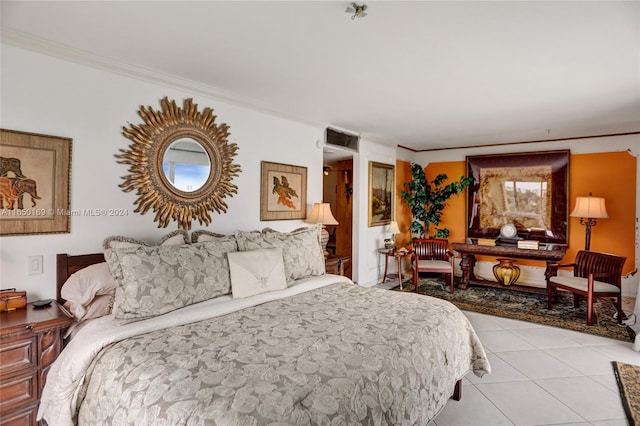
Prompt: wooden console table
<box><xmin>451</xmin><ymin>242</ymin><xmax>567</xmax><ymax>294</ymax></box>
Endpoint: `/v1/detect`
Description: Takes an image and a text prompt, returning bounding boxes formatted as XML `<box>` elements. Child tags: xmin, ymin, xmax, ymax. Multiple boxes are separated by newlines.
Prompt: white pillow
<box><xmin>60</xmin><ymin>262</ymin><xmax>116</xmax><ymax>319</ymax></box>
<box><xmin>228</xmin><ymin>248</ymin><xmax>287</xmax><ymax>299</ymax></box>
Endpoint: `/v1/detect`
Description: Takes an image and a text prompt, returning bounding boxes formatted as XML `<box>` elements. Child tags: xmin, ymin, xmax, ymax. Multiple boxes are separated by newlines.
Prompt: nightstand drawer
<box><xmin>0</xmin><ymin>371</ymin><xmax>37</xmax><ymax>414</ymax></box>
<box><xmin>0</xmin><ymin>403</ymin><xmax>37</xmax><ymax>426</ymax></box>
<box><xmin>0</xmin><ymin>337</ymin><xmax>36</xmax><ymax>377</ymax></box>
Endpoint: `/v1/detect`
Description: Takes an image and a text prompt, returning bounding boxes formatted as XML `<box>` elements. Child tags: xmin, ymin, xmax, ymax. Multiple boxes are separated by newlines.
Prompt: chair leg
<box><xmin>616</xmin><ymin>296</ymin><xmax>624</xmax><ymax>325</ymax></box>
<box><xmin>586</xmin><ymin>291</ymin><xmax>594</xmax><ymax>326</ymax></box>
<box><xmin>449</xmin><ymin>273</ymin><xmax>454</xmax><ymax>294</ymax></box>
<box><xmin>573</xmin><ymin>294</ymin><xmax>581</xmax><ymax>308</ymax></box>
<box><xmin>413</xmin><ymin>269</ymin><xmax>419</xmax><ymax>293</ymax></box>
<box><xmin>547</xmin><ymin>285</ymin><xmax>554</xmax><ymax>310</ymax></box>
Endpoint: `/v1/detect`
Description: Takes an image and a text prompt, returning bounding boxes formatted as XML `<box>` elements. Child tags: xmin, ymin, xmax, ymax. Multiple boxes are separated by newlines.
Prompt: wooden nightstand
<box><xmin>325</xmin><ymin>255</ymin><xmax>350</xmax><ymax>276</ymax></box>
<box><xmin>0</xmin><ymin>301</ymin><xmax>73</xmax><ymax>425</ymax></box>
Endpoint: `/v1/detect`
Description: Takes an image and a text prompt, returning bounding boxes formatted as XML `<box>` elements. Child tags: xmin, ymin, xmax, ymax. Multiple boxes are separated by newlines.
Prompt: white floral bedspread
<box><xmin>41</xmin><ymin>278</ymin><xmax>490</xmax><ymax>425</ymax></box>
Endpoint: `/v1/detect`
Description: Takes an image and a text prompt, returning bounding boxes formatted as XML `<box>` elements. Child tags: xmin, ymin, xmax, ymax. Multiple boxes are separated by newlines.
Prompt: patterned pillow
<box><xmin>103</xmin><ymin>235</ymin><xmax>149</xmax><ymax>250</ymax></box>
<box><xmin>103</xmin><ymin>232</ymin><xmax>191</xmax><ymax>299</ymax></box>
<box><xmin>234</xmin><ymin>224</ymin><xmax>325</xmax><ymax>282</ymax></box>
<box><xmin>191</xmin><ymin>229</ymin><xmax>227</xmax><ymax>243</ymax></box>
<box><xmin>158</xmin><ymin>230</ymin><xmax>190</xmax><ymax>245</ymax></box>
<box><xmin>108</xmin><ymin>236</ymin><xmax>238</xmax><ymax>321</ymax></box>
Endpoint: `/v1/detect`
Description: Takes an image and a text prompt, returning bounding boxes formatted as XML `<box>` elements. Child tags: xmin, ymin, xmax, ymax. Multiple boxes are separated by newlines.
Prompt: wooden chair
<box><xmin>547</xmin><ymin>250</ymin><xmax>626</xmax><ymax>326</ymax></box>
<box><xmin>412</xmin><ymin>238</ymin><xmax>455</xmax><ymax>293</ymax></box>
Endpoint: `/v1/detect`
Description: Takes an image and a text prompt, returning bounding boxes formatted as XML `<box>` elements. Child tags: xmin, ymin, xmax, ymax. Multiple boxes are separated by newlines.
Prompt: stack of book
<box><xmin>517</xmin><ymin>240</ymin><xmax>539</xmax><ymax>250</ymax></box>
<box><xmin>477</xmin><ymin>238</ymin><xmax>497</xmax><ymax>246</ymax></box>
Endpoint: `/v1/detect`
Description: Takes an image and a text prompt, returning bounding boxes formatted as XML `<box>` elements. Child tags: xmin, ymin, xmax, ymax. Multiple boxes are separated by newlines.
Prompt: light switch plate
<box><xmin>28</xmin><ymin>255</ymin><xmax>43</xmax><ymax>275</ymax></box>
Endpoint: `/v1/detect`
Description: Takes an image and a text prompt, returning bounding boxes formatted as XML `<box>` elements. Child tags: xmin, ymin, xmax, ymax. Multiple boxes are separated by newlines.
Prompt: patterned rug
<box><xmin>612</xmin><ymin>361</ymin><xmax>640</xmax><ymax>425</ymax></box>
<box><xmin>392</xmin><ymin>277</ymin><xmax>635</xmax><ymax>342</ymax></box>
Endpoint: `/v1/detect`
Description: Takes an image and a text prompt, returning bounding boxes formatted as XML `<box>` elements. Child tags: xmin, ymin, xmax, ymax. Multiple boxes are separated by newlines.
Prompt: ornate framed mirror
<box><xmin>466</xmin><ymin>150</ymin><xmax>569</xmax><ymax>244</ymax></box>
<box><xmin>118</xmin><ymin>97</ymin><xmax>241</xmax><ymax>230</ymax></box>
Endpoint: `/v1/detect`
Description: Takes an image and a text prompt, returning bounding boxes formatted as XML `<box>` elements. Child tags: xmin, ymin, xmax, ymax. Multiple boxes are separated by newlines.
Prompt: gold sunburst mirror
<box><xmin>118</xmin><ymin>97</ymin><xmax>241</xmax><ymax>230</ymax></box>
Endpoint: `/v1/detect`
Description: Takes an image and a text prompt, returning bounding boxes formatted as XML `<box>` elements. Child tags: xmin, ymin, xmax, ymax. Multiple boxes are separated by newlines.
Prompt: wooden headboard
<box><xmin>56</xmin><ymin>253</ymin><xmax>106</xmax><ymax>304</ymax></box>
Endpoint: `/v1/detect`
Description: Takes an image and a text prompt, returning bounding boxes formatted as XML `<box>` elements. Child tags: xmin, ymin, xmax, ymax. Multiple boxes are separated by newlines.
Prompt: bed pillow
<box><xmin>228</xmin><ymin>248</ymin><xmax>287</xmax><ymax>299</ymax></box>
<box><xmin>158</xmin><ymin>229</ymin><xmax>190</xmax><ymax>246</ymax></box>
<box><xmin>60</xmin><ymin>262</ymin><xmax>116</xmax><ymax>320</ymax></box>
<box><xmin>108</xmin><ymin>236</ymin><xmax>238</xmax><ymax>321</ymax></box>
<box><xmin>235</xmin><ymin>224</ymin><xmax>325</xmax><ymax>282</ymax></box>
<box><xmin>103</xmin><ymin>232</ymin><xmax>189</xmax><ymax>295</ymax></box>
<box><xmin>191</xmin><ymin>229</ymin><xmax>227</xmax><ymax>243</ymax></box>
<box><xmin>64</xmin><ymin>294</ymin><xmax>113</xmax><ymax>322</ymax></box>
<box><xmin>103</xmin><ymin>235</ymin><xmax>149</xmax><ymax>250</ymax></box>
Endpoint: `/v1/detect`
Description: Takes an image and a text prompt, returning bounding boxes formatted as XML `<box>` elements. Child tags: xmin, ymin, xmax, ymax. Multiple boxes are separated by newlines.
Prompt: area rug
<box><xmin>612</xmin><ymin>361</ymin><xmax>640</xmax><ymax>425</ymax></box>
<box><xmin>393</xmin><ymin>277</ymin><xmax>635</xmax><ymax>342</ymax></box>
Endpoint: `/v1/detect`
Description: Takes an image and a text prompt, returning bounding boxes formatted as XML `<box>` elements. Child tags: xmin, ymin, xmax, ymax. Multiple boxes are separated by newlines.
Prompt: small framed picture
<box><xmin>260</xmin><ymin>161</ymin><xmax>307</xmax><ymax>220</ymax></box>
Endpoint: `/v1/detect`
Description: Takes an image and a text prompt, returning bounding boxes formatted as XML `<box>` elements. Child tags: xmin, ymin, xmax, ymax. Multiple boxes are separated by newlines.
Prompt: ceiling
<box><xmin>2</xmin><ymin>1</ymin><xmax>639</xmax><ymax>153</ymax></box>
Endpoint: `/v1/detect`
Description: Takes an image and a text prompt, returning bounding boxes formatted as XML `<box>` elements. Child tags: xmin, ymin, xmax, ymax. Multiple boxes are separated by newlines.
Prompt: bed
<box><xmin>38</xmin><ymin>227</ymin><xmax>490</xmax><ymax>425</ymax></box>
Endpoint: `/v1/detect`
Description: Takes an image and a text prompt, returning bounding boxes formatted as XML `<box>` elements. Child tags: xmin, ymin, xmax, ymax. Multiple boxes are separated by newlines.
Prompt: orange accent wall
<box><xmin>397</xmin><ymin>151</ymin><xmax>636</xmax><ymax>274</ymax></box>
<box><xmin>567</xmin><ymin>152</ymin><xmax>635</xmax><ymax>274</ymax></box>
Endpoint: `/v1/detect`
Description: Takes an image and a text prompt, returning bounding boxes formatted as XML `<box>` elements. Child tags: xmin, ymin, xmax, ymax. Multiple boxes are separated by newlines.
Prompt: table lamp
<box><xmin>306</xmin><ymin>202</ymin><xmax>339</xmax><ymax>256</ymax></box>
<box><xmin>385</xmin><ymin>220</ymin><xmax>400</xmax><ymax>249</ymax></box>
<box><xmin>570</xmin><ymin>193</ymin><xmax>608</xmax><ymax>251</ymax></box>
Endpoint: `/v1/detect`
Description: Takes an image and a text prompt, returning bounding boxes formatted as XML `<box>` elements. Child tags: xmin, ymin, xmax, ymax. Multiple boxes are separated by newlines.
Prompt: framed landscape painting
<box><xmin>260</xmin><ymin>161</ymin><xmax>307</xmax><ymax>220</ymax></box>
<box><xmin>368</xmin><ymin>161</ymin><xmax>394</xmax><ymax>227</ymax></box>
<box><xmin>0</xmin><ymin>129</ymin><xmax>72</xmax><ymax>236</ymax></box>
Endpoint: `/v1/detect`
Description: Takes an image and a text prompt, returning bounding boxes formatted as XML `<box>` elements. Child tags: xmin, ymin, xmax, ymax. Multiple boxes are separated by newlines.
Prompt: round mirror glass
<box><xmin>162</xmin><ymin>138</ymin><xmax>211</xmax><ymax>192</ymax></box>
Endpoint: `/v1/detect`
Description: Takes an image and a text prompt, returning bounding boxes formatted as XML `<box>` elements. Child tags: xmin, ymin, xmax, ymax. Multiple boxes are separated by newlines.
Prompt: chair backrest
<box><xmin>413</xmin><ymin>238</ymin><xmax>450</xmax><ymax>261</ymax></box>
<box><xmin>573</xmin><ymin>250</ymin><xmax>626</xmax><ymax>287</ymax></box>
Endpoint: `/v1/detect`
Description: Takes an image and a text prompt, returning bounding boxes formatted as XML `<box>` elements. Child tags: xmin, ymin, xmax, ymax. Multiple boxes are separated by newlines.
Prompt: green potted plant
<box><xmin>401</xmin><ymin>163</ymin><xmax>473</xmax><ymax>239</ymax></box>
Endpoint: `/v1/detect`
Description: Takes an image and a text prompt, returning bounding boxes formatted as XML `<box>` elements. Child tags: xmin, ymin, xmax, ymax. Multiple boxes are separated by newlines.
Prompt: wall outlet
<box><xmin>28</xmin><ymin>255</ymin><xmax>43</xmax><ymax>275</ymax></box>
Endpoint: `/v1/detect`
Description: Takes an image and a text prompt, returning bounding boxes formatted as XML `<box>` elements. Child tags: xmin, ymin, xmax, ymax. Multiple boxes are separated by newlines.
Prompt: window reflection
<box><xmin>162</xmin><ymin>139</ymin><xmax>210</xmax><ymax>192</ymax></box>
<box><xmin>479</xmin><ymin>166</ymin><xmax>552</xmax><ymax>232</ymax></box>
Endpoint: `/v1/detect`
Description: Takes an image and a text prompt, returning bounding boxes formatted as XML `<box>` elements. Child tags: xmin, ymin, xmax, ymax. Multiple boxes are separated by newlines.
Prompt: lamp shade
<box><xmin>306</xmin><ymin>203</ymin><xmax>339</xmax><ymax>225</ymax></box>
<box><xmin>570</xmin><ymin>195</ymin><xmax>608</xmax><ymax>219</ymax></box>
<box><xmin>388</xmin><ymin>221</ymin><xmax>400</xmax><ymax>234</ymax></box>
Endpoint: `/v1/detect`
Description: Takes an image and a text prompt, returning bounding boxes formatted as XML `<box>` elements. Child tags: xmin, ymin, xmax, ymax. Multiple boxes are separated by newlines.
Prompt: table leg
<box><xmin>382</xmin><ymin>253</ymin><xmax>390</xmax><ymax>282</ymax></box>
<box><xmin>396</xmin><ymin>254</ymin><xmax>403</xmax><ymax>290</ymax></box>
<box><xmin>458</xmin><ymin>253</ymin><xmax>476</xmax><ymax>289</ymax></box>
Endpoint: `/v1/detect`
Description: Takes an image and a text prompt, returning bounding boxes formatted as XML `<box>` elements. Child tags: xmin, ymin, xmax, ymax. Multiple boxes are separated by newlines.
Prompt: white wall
<box><xmin>1</xmin><ymin>45</ymin><xmax>335</xmax><ymax>300</ymax></box>
<box><xmin>354</xmin><ymin>139</ymin><xmax>398</xmax><ymax>286</ymax></box>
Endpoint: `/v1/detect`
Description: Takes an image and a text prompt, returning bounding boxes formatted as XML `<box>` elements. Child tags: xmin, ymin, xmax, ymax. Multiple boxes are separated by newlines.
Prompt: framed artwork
<box><xmin>260</xmin><ymin>161</ymin><xmax>307</xmax><ymax>220</ymax></box>
<box><xmin>0</xmin><ymin>129</ymin><xmax>72</xmax><ymax>236</ymax></box>
<box><xmin>466</xmin><ymin>150</ymin><xmax>569</xmax><ymax>244</ymax></box>
<box><xmin>369</xmin><ymin>161</ymin><xmax>395</xmax><ymax>227</ymax></box>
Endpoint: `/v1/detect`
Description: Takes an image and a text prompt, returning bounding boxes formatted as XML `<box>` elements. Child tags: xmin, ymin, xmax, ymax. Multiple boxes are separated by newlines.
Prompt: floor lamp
<box><xmin>570</xmin><ymin>193</ymin><xmax>608</xmax><ymax>251</ymax></box>
<box><xmin>306</xmin><ymin>202</ymin><xmax>339</xmax><ymax>256</ymax></box>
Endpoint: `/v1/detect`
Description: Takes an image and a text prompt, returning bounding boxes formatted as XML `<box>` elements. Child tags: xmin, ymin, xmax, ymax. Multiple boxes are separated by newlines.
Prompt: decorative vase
<box><xmin>493</xmin><ymin>258</ymin><xmax>520</xmax><ymax>286</ymax></box>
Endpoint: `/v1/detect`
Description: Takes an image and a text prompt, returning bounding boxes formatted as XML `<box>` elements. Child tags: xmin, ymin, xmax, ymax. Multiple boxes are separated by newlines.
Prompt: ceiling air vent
<box><xmin>325</xmin><ymin>127</ymin><xmax>359</xmax><ymax>152</ymax></box>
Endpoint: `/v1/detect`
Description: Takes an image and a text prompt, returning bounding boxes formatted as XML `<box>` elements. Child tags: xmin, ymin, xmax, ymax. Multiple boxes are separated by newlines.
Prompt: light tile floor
<box><xmin>432</xmin><ymin>311</ymin><xmax>639</xmax><ymax>426</ymax></box>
